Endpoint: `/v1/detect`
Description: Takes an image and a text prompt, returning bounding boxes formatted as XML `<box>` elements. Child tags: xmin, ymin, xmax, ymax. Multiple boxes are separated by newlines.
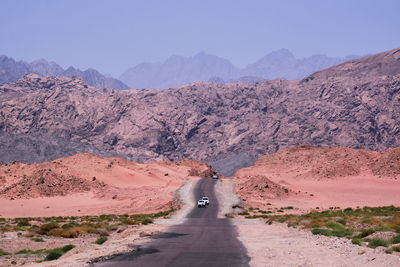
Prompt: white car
<box><xmin>197</xmin><ymin>200</ymin><xmax>206</xmax><ymax>208</ymax></box>
<box><xmin>212</xmin><ymin>174</ymin><xmax>219</xmax><ymax>179</ymax></box>
<box><xmin>201</xmin><ymin>197</ymin><xmax>209</xmax><ymax>205</ymax></box>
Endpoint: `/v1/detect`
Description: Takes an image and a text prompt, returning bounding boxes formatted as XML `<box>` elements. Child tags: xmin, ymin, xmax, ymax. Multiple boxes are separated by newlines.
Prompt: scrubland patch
<box><xmin>236</xmin><ymin>205</ymin><xmax>400</xmax><ymax>253</ymax></box>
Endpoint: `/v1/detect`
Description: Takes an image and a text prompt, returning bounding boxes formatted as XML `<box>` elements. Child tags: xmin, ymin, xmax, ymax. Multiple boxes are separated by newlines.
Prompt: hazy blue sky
<box><xmin>1</xmin><ymin>0</ymin><xmax>399</xmax><ymax>77</ymax></box>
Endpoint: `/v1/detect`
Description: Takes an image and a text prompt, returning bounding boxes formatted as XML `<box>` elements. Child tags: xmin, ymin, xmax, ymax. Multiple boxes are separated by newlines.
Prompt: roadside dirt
<box><xmin>216</xmin><ymin>178</ymin><xmax>400</xmax><ymax>267</ymax></box>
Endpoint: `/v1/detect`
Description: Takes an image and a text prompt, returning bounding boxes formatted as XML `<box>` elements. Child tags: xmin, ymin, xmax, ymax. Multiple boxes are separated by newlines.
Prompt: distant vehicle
<box><xmin>197</xmin><ymin>199</ymin><xmax>206</xmax><ymax>208</ymax></box>
<box><xmin>201</xmin><ymin>196</ymin><xmax>209</xmax><ymax>205</ymax></box>
<box><xmin>212</xmin><ymin>174</ymin><xmax>219</xmax><ymax>179</ymax></box>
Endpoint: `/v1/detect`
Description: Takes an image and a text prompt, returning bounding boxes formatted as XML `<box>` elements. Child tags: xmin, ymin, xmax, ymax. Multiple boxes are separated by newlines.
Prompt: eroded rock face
<box><xmin>0</xmin><ymin>48</ymin><xmax>400</xmax><ymax>164</ymax></box>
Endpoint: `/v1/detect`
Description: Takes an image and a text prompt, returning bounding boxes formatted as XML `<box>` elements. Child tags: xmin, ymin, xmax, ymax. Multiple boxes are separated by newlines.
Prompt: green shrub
<box><xmin>95</xmin><ymin>236</ymin><xmax>108</xmax><ymax>245</ymax></box>
<box><xmin>351</xmin><ymin>238</ymin><xmax>362</xmax><ymax>246</ymax></box>
<box><xmin>312</xmin><ymin>228</ymin><xmax>332</xmax><ymax>236</ymax></box>
<box><xmin>392</xmin><ymin>245</ymin><xmax>400</xmax><ymax>252</ymax></box>
<box><xmin>44</xmin><ymin>251</ymin><xmax>62</xmax><ymax>261</ymax></box>
<box><xmin>141</xmin><ymin>218</ymin><xmax>153</xmax><ymax>225</ymax></box>
<box><xmin>374</xmin><ymin>226</ymin><xmax>391</xmax><ymax>232</ymax></box>
<box><xmin>38</xmin><ymin>222</ymin><xmax>59</xmax><ymax>234</ymax></box>
<box><xmin>325</xmin><ymin>221</ymin><xmax>345</xmax><ymax>230</ymax></box>
<box><xmin>311</xmin><ymin>227</ymin><xmax>352</xmax><ymax>238</ymax></box>
<box><xmin>344</xmin><ymin>207</ymin><xmax>353</xmax><ymax>212</ymax></box>
<box><xmin>357</xmin><ymin>228</ymin><xmax>375</xmax><ymax>238</ymax></box>
<box><xmin>16</xmin><ymin>249</ymin><xmax>35</xmax><ymax>254</ymax></box>
<box><xmin>31</xmin><ymin>237</ymin><xmax>45</xmax><ymax>242</ymax></box>
<box><xmin>390</xmin><ymin>234</ymin><xmax>400</xmax><ymax>244</ymax></box>
<box><xmin>0</xmin><ymin>249</ymin><xmax>10</xmax><ymax>256</ymax></box>
<box><xmin>17</xmin><ymin>219</ymin><xmax>31</xmax><ymax>227</ymax></box>
<box><xmin>61</xmin><ymin>244</ymin><xmax>75</xmax><ymax>253</ymax></box>
<box><xmin>61</xmin><ymin>221</ymin><xmax>80</xmax><ymax>229</ymax></box>
<box><xmin>367</xmin><ymin>238</ymin><xmax>389</xmax><ymax>248</ymax></box>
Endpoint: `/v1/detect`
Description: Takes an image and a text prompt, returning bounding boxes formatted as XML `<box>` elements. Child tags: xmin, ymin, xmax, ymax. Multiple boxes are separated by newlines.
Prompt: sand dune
<box><xmin>0</xmin><ymin>153</ymin><xmax>213</xmax><ymax>218</ymax></box>
<box><xmin>234</xmin><ymin>146</ymin><xmax>400</xmax><ymax>211</ymax></box>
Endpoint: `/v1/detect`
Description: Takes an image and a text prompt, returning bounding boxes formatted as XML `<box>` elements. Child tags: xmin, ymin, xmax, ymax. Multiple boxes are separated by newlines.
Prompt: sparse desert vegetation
<box><xmin>0</xmin><ymin>210</ymin><xmax>174</xmax><ymax>265</ymax></box>
<box><xmin>236</xmin><ymin>205</ymin><xmax>400</xmax><ymax>252</ymax></box>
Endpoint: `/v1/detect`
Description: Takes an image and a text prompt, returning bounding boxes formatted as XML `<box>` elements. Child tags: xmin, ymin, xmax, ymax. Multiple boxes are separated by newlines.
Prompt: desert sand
<box><xmin>233</xmin><ymin>146</ymin><xmax>400</xmax><ymax>212</ymax></box>
<box><xmin>0</xmin><ymin>153</ymin><xmax>213</xmax><ymax>217</ymax></box>
<box><xmin>0</xmin><ymin>171</ymin><xmax>200</xmax><ymax>267</ymax></box>
<box><xmin>2</xmin><ymin>146</ymin><xmax>400</xmax><ymax>266</ymax></box>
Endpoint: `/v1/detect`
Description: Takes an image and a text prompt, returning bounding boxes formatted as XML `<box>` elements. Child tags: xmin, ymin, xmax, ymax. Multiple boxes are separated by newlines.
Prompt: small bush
<box><xmin>367</xmin><ymin>238</ymin><xmax>389</xmax><ymax>248</ymax></box>
<box><xmin>61</xmin><ymin>221</ymin><xmax>80</xmax><ymax>229</ymax></box>
<box><xmin>312</xmin><ymin>227</ymin><xmax>352</xmax><ymax>238</ymax></box>
<box><xmin>142</xmin><ymin>218</ymin><xmax>153</xmax><ymax>225</ymax></box>
<box><xmin>31</xmin><ymin>237</ymin><xmax>45</xmax><ymax>242</ymax></box>
<box><xmin>16</xmin><ymin>249</ymin><xmax>35</xmax><ymax>254</ymax></box>
<box><xmin>121</xmin><ymin>218</ymin><xmax>137</xmax><ymax>225</ymax></box>
<box><xmin>44</xmin><ymin>251</ymin><xmax>62</xmax><ymax>261</ymax></box>
<box><xmin>95</xmin><ymin>236</ymin><xmax>108</xmax><ymax>245</ymax></box>
<box><xmin>47</xmin><ymin>228</ymin><xmax>77</xmax><ymax>238</ymax></box>
<box><xmin>374</xmin><ymin>226</ymin><xmax>392</xmax><ymax>232</ymax></box>
<box><xmin>357</xmin><ymin>228</ymin><xmax>375</xmax><ymax>238</ymax></box>
<box><xmin>390</xmin><ymin>234</ymin><xmax>400</xmax><ymax>244</ymax></box>
<box><xmin>0</xmin><ymin>249</ymin><xmax>10</xmax><ymax>256</ymax></box>
<box><xmin>61</xmin><ymin>244</ymin><xmax>75</xmax><ymax>253</ymax></box>
<box><xmin>351</xmin><ymin>238</ymin><xmax>362</xmax><ymax>246</ymax></box>
<box><xmin>38</xmin><ymin>222</ymin><xmax>59</xmax><ymax>234</ymax></box>
<box><xmin>392</xmin><ymin>245</ymin><xmax>400</xmax><ymax>252</ymax></box>
<box><xmin>17</xmin><ymin>219</ymin><xmax>31</xmax><ymax>227</ymax></box>
<box><xmin>325</xmin><ymin>221</ymin><xmax>345</xmax><ymax>230</ymax></box>
<box><xmin>312</xmin><ymin>228</ymin><xmax>332</xmax><ymax>236</ymax></box>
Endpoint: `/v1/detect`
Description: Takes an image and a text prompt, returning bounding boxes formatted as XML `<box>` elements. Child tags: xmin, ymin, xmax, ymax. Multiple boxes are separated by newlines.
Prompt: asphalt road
<box><xmin>94</xmin><ymin>178</ymin><xmax>250</xmax><ymax>267</ymax></box>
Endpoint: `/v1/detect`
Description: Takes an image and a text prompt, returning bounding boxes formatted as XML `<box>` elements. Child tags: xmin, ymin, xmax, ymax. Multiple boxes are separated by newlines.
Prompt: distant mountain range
<box><xmin>0</xmin><ymin>49</ymin><xmax>360</xmax><ymax>90</ymax></box>
<box><xmin>0</xmin><ymin>56</ymin><xmax>129</xmax><ymax>90</ymax></box>
<box><xmin>120</xmin><ymin>49</ymin><xmax>360</xmax><ymax>89</ymax></box>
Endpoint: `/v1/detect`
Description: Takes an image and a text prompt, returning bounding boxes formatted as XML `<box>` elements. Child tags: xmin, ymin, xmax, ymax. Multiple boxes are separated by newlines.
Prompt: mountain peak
<box><xmin>0</xmin><ymin>56</ymin><xmax>128</xmax><ymax>90</ymax></box>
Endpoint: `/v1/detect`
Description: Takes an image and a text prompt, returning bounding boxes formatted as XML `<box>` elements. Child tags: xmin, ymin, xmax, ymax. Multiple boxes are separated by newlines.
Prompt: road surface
<box><xmin>94</xmin><ymin>178</ymin><xmax>250</xmax><ymax>267</ymax></box>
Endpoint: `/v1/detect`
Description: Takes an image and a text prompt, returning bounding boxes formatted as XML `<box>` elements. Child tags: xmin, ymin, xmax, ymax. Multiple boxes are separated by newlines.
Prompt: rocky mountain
<box><xmin>0</xmin><ymin>55</ymin><xmax>128</xmax><ymax>90</ymax></box>
<box><xmin>119</xmin><ymin>50</ymin><xmax>359</xmax><ymax>89</ymax></box>
<box><xmin>241</xmin><ymin>48</ymin><xmax>358</xmax><ymax>80</ymax></box>
<box><xmin>0</xmin><ymin>48</ymin><xmax>399</xmax><ymax>168</ymax></box>
<box><xmin>120</xmin><ymin>52</ymin><xmax>239</xmax><ymax>89</ymax></box>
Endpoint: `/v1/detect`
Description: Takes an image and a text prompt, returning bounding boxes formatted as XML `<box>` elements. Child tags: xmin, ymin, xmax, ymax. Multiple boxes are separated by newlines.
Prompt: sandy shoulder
<box><xmin>215</xmin><ymin>179</ymin><xmax>400</xmax><ymax>267</ymax></box>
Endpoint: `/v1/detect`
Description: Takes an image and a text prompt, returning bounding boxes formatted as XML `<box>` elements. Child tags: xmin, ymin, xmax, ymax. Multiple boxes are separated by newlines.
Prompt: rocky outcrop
<box><xmin>0</xmin><ymin>48</ymin><xmax>399</xmax><ymax>164</ymax></box>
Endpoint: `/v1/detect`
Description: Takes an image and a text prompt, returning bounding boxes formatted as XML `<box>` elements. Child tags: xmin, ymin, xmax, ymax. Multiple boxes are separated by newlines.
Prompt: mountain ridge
<box><xmin>120</xmin><ymin>49</ymin><xmax>360</xmax><ymax>89</ymax></box>
<box><xmin>0</xmin><ymin>47</ymin><xmax>399</xmax><ymax>166</ymax></box>
<box><xmin>0</xmin><ymin>55</ymin><xmax>129</xmax><ymax>90</ymax></box>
